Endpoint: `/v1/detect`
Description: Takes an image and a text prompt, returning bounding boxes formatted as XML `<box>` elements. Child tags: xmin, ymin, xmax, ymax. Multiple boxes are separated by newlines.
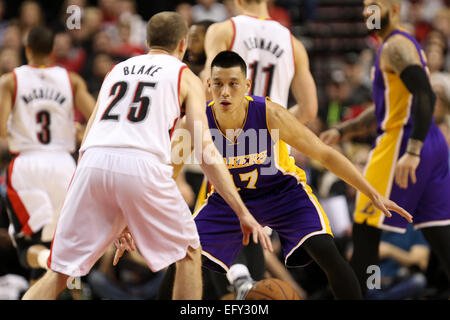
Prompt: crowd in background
<box><xmin>0</xmin><ymin>0</ymin><xmax>449</xmax><ymax>300</ymax></box>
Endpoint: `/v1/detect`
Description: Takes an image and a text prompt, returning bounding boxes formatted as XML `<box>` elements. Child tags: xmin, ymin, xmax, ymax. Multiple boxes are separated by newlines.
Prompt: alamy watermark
<box><xmin>66</xmin><ymin>5</ymin><xmax>81</xmax><ymax>30</ymax></box>
<box><xmin>365</xmin><ymin>5</ymin><xmax>381</xmax><ymax>31</ymax></box>
<box><xmin>171</xmin><ymin>122</ymin><xmax>280</xmax><ymax>176</ymax></box>
<box><xmin>366</xmin><ymin>265</ymin><xmax>381</xmax><ymax>290</ymax></box>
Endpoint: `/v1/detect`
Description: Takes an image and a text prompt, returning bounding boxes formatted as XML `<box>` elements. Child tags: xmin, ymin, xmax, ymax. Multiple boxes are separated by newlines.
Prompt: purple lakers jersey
<box><xmin>205</xmin><ymin>95</ymin><xmax>307</xmax><ymax>200</ymax></box>
<box><xmin>373</xmin><ymin>28</ymin><xmax>430</xmax><ymax>135</ymax></box>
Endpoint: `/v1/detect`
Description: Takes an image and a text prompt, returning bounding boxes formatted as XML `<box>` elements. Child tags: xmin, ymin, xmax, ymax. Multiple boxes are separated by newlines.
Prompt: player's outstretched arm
<box><xmin>181</xmin><ymin>67</ymin><xmax>273</xmax><ymax>252</ymax></box>
<box><xmin>319</xmin><ymin>105</ymin><xmax>376</xmax><ymax>145</ymax></box>
<box><xmin>267</xmin><ymin>100</ymin><xmax>413</xmax><ymax>223</ymax></box>
<box><xmin>290</xmin><ymin>36</ymin><xmax>318</xmax><ymax>123</ymax></box>
<box><xmin>0</xmin><ymin>73</ymin><xmax>15</xmax><ymax>139</ymax></box>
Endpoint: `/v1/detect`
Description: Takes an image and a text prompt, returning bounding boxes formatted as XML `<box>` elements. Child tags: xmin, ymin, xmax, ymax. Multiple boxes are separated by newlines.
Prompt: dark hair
<box><xmin>211</xmin><ymin>51</ymin><xmax>247</xmax><ymax>76</ymax></box>
<box><xmin>147</xmin><ymin>11</ymin><xmax>188</xmax><ymax>51</ymax></box>
<box><xmin>192</xmin><ymin>20</ymin><xmax>214</xmax><ymax>32</ymax></box>
<box><xmin>26</xmin><ymin>25</ymin><xmax>54</xmax><ymax>55</ymax></box>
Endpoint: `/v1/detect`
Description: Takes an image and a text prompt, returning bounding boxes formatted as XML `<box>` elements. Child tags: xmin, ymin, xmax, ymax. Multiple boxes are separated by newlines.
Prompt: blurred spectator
<box><xmin>0</xmin><ymin>0</ymin><xmax>9</xmax><ymax>45</ymax></box>
<box><xmin>342</xmin><ymin>52</ymin><xmax>372</xmax><ymax>111</ymax></box>
<box><xmin>2</xmin><ymin>24</ymin><xmax>23</xmax><ymax>52</ymax></box>
<box><xmin>186</xmin><ymin>20</ymin><xmax>214</xmax><ymax>75</ymax></box>
<box><xmin>50</xmin><ymin>31</ymin><xmax>86</xmax><ymax>73</ymax></box>
<box><xmin>425</xmin><ymin>30</ymin><xmax>447</xmax><ymax>73</ymax></box>
<box><xmin>87</xmin><ymin>245</ymin><xmax>166</xmax><ymax>300</ymax></box>
<box><xmin>432</xmin><ymin>8</ymin><xmax>450</xmax><ymax>71</ymax></box>
<box><xmin>0</xmin><ymin>47</ymin><xmax>21</xmax><ymax>75</ymax></box>
<box><xmin>92</xmin><ymin>30</ymin><xmax>113</xmax><ymax>55</ymax></box>
<box><xmin>117</xmin><ymin>0</ymin><xmax>147</xmax><ymax>49</ymax></box>
<box><xmin>223</xmin><ymin>0</ymin><xmax>239</xmax><ymax>17</ymax></box>
<box><xmin>366</xmin><ymin>224</ymin><xmax>430</xmax><ymax>300</ymax></box>
<box><xmin>18</xmin><ymin>1</ymin><xmax>44</xmax><ymax>43</ymax></box>
<box><xmin>176</xmin><ymin>2</ymin><xmax>194</xmax><ymax>27</ymax></box>
<box><xmin>81</xmin><ymin>30</ymin><xmax>119</xmax><ymax>87</ymax></box>
<box><xmin>86</xmin><ymin>53</ymin><xmax>115</xmax><ymax>97</ymax></box>
<box><xmin>318</xmin><ymin>69</ymin><xmax>352</xmax><ymax>128</ymax></box>
<box><xmin>192</xmin><ymin>0</ymin><xmax>229</xmax><ymax>23</ymax></box>
<box><xmin>401</xmin><ymin>0</ymin><xmax>438</xmax><ymax>43</ymax></box>
<box><xmin>98</xmin><ymin>0</ymin><xmax>120</xmax><ymax>25</ymax></box>
<box><xmin>267</xmin><ymin>0</ymin><xmax>292</xmax><ymax>30</ymax></box>
<box><xmin>110</xmin><ymin>16</ymin><xmax>146</xmax><ymax>58</ymax></box>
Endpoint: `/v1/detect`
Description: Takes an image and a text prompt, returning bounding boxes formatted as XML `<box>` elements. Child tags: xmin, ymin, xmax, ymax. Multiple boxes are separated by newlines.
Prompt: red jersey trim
<box><xmin>290</xmin><ymin>35</ymin><xmax>296</xmax><ymax>70</ymax></box>
<box><xmin>229</xmin><ymin>18</ymin><xmax>236</xmax><ymax>50</ymax></box>
<box><xmin>11</xmin><ymin>70</ymin><xmax>17</xmax><ymax>108</ymax></box>
<box><xmin>178</xmin><ymin>65</ymin><xmax>188</xmax><ymax>117</ymax></box>
<box><xmin>65</xmin><ymin>69</ymin><xmax>77</xmax><ymax>113</ymax></box>
<box><xmin>6</xmin><ymin>155</ymin><xmax>33</xmax><ymax>236</ymax></box>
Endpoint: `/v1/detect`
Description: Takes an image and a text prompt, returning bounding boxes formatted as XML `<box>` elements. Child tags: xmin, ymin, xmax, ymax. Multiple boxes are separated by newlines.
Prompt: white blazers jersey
<box><xmin>229</xmin><ymin>15</ymin><xmax>295</xmax><ymax>107</ymax></box>
<box><xmin>81</xmin><ymin>54</ymin><xmax>186</xmax><ymax>164</ymax></box>
<box><xmin>8</xmin><ymin>65</ymin><xmax>75</xmax><ymax>153</ymax></box>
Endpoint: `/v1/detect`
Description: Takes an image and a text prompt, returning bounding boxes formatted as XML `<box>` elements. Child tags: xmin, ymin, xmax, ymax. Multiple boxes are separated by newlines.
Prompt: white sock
<box><xmin>37</xmin><ymin>249</ymin><xmax>50</xmax><ymax>269</ymax></box>
<box><xmin>226</xmin><ymin>264</ymin><xmax>251</xmax><ymax>285</ymax></box>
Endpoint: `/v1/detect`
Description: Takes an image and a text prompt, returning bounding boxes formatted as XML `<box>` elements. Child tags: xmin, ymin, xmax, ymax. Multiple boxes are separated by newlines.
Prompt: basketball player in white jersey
<box><xmin>22</xmin><ymin>12</ymin><xmax>272</xmax><ymax>300</ymax></box>
<box><xmin>0</xmin><ymin>26</ymin><xmax>94</xmax><ymax>284</ymax></box>
<box><xmin>203</xmin><ymin>0</ymin><xmax>318</xmax><ymax>123</ymax></box>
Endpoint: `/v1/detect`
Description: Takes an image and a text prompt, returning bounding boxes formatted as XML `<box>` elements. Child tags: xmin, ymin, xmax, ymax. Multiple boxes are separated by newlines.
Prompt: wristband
<box><xmin>406</xmin><ymin>151</ymin><xmax>420</xmax><ymax>157</ymax></box>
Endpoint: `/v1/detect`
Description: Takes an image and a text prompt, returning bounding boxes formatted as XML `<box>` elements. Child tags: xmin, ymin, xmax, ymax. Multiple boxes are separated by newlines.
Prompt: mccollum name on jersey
<box><xmin>21</xmin><ymin>88</ymin><xmax>68</xmax><ymax>105</ymax></box>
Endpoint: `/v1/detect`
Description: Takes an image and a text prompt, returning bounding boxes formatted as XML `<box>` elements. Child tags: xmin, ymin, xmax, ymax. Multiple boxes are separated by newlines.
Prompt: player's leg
<box><xmin>116</xmin><ymin>150</ymin><xmax>203</xmax><ymax>298</ymax></box>
<box><xmin>173</xmin><ymin>245</ymin><xmax>202</xmax><ymax>300</ymax></box>
<box><xmin>410</xmin><ymin>127</ymin><xmax>450</xmax><ymax>281</ymax></box>
<box><xmin>303</xmin><ymin>234</ymin><xmax>362</xmax><ymax>299</ymax></box>
<box><xmin>420</xmin><ymin>226</ymin><xmax>450</xmax><ymax>281</ymax></box>
<box><xmin>22</xmin><ymin>269</ymin><xmax>69</xmax><ymax>300</ymax></box>
<box><xmin>349</xmin><ymin>222</ymin><xmax>382</xmax><ymax>296</ymax></box>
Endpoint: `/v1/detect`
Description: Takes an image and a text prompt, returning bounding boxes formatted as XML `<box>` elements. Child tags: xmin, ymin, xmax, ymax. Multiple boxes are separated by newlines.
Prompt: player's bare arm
<box><xmin>181</xmin><ymin>67</ymin><xmax>273</xmax><ymax>252</ymax></box>
<box><xmin>204</xmin><ymin>21</ymin><xmax>233</xmax><ymax>73</ymax></box>
<box><xmin>69</xmin><ymin>72</ymin><xmax>96</xmax><ymax>147</ymax></box>
<box><xmin>266</xmin><ymin>99</ymin><xmax>412</xmax><ymax>223</ymax></box>
<box><xmin>289</xmin><ymin>36</ymin><xmax>318</xmax><ymax>123</ymax></box>
<box><xmin>170</xmin><ymin>117</ymin><xmax>192</xmax><ymax>180</ymax></box>
<box><xmin>382</xmin><ymin>35</ymin><xmax>436</xmax><ymax>189</ymax></box>
<box><xmin>69</xmin><ymin>72</ymin><xmax>96</xmax><ymax>120</ymax></box>
<box><xmin>77</xmin><ymin>99</ymin><xmax>100</xmax><ymax>162</ymax></box>
<box><xmin>202</xmin><ymin>20</ymin><xmax>234</xmax><ymax>94</ymax></box>
<box><xmin>319</xmin><ymin>105</ymin><xmax>376</xmax><ymax>145</ymax></box>
<box><xmin>0</xmin><ymin>73</ymin><xmax>15</xmax><ymax>139</ymax></box>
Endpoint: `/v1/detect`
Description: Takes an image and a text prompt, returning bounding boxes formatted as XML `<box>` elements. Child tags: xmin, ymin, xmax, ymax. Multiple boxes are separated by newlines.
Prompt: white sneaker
<box><xmin>233</xmin><ymin>276</ymin><xmax>256</xmax><ymax>300</ymax></box>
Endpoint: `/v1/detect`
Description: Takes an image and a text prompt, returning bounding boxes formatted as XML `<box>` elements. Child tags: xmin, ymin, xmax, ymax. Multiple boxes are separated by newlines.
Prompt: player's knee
<box><xmin>43</xmin><ymin>269</ymin><xmax>71</xmax><ymax>288</ymax></box>
<box><xmin>178</xmin><ymin>245</ymin><xmax>202</xmax><ymax>265</ymax></box>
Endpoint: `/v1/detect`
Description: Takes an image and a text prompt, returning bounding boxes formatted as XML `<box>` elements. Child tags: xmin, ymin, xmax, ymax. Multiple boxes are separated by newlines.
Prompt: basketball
<box><xmin>245</xmin><ymin>278</ymin><xmax>301</xmax><ymax>300</ymax></box>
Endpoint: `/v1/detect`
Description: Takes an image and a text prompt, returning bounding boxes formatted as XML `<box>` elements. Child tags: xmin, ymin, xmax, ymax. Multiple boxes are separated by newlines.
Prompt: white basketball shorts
<box><xmin>47</xmin><ymin>147</ymin><xmax>200</xmax><ymax>277</ymax></box>
<box><xmin>6</xmin><ymin>150</ymin><xmax>76</xmax><ymax>242</ymax></box>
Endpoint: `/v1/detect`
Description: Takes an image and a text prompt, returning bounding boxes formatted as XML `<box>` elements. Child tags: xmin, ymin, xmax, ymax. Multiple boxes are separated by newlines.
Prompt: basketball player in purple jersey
<box><xmin>175</xmin><ymin>51</ymin><xmax>412</xmax><ymax>299</ymax></box>
<box><xmin>320</xmin><ymin>0</ymin><xmax>450</xmax><ymax>296</ymax></box>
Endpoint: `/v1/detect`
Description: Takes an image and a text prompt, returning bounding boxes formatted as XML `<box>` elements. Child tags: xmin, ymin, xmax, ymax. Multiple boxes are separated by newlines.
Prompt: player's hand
<box><xmin>113</xmin><ymin>227</ymin><xmax>136</xmax><ymax>266</ymax></box>
<box><xmin>369</xmin><ymin>192</ymin><xmax>413</xmax><ymax>223</ymax></box>
<box><xmin>394</xmin><ymin>153</ymin><xmax>420</xmax><ymax>189</ymax></box>
<box><xmin>319</xmin><ymin>128</ymin><xmax>341</xmax><ymax>145</ymax></box>
<box><xmin>239</xmin><ymin>213</ymin><xmax>273</xmax><ymax>253</ymax></box>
